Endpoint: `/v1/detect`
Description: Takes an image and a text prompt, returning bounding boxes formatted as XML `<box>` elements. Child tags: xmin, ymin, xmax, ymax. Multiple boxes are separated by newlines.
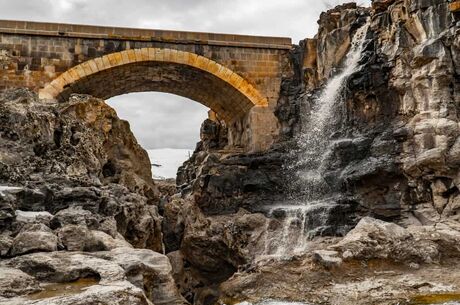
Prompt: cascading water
<box><xmin>261</xmin><ymin>21</ymin><xmax>370</xmax><ymax>258</ymax></box>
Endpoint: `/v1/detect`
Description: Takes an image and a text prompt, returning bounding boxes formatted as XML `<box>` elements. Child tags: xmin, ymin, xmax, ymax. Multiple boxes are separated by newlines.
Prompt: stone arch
<box><xmin>39</xmin><ymin>48</ymin><xmax>268</xmax><ymax>122</ymax></box>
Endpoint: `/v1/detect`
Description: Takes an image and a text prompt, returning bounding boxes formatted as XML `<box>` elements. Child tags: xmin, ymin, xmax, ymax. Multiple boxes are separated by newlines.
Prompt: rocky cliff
<box><xmin>161</xmin><ymin>1</ymin><xmax>460</xmax><ymax>304</ymax></box>
<box><xmin>0</xmin><ymin>90</ymin><xmax>185</xmax><ymax>305</ymax></box>
<box><xmin>1</xmin><ymin>1</ymin><xmax>460</xmax><ymax>305</ymax></box>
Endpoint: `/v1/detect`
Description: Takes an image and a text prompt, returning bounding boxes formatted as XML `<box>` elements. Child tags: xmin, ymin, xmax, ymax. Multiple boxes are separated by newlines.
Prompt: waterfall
<box><xmin>262</xmin><ymin>21</ymin><xmax>370</xmax><ymax>258</ymax></box>
<box><xmin>294</xmin><ymin>22</ymin><xmax>370</xmax><ymax>198</ymax></box>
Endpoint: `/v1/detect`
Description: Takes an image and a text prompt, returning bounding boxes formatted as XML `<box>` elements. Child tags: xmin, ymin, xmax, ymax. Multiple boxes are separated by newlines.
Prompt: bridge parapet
<box><xmin>0</xmin><ymin>20</ymin><xmax>292</xmax><ymax>49</ymax></box>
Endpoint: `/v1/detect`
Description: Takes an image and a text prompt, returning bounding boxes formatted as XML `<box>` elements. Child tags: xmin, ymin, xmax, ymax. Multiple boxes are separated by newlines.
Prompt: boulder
<box><xmin>313</xmin><ymin>250</ymin><xmax>343</xmax><ymax>267</ymax></box>
<box><xmin>15</xmin><ymin>210</ymin><xmax>53</xmax><ymax>226</ymax></box>
<box><xmin>0</xmin><ymin>266</ymin><xmax>41</xmax><ymax>298</ymax></box>
<box><xmin>58</xmin><ymin>224</ymin><xmax>132</xmax><ymax>252</ymax></box>
<box><xmin>10</xmin><ymin>224</ymin><xmax>58</xmax><ymax>256</ymax></box>
<box><xmin>332</xmin><ymin>217</ymin><xmax>460</xmax><ymax>264</ymax></box>
<box><xmin>0</xmin><ymin>90</ymin><xmax>163</xmax><ymax>252</ymax></box>
<box><xmin>0</xmin><ymin>249</ymin><xmax>185</xmax><ymax>305</ymax></box>
<box><xmin>1</xmin><ymin>282</ymin><xmax>153</xmax><ymax>305</ymax></box>
<box><xmin>94</xmin><ymin>247</ymin><xmax>186</xmax><ymax>305</ymax></box>
<box><xmin>0</xmin><ymin>234</ymin><xmax>13</xmax><ymax>256</ymax></box>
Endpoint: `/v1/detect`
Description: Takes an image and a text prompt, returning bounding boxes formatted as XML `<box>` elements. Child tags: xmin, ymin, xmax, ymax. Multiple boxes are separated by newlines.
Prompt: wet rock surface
<box><xmin>219</xmin><ymin>218</ymin><xmax>460</xmax><ymax>305</ymax></box>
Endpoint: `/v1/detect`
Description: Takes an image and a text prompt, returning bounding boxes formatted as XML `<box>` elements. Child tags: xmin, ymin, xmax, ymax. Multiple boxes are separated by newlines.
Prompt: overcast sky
<box><xmin>0</xmin><ymin>0</ymin><xmax>371</xmax><ymax>150</ymax></box>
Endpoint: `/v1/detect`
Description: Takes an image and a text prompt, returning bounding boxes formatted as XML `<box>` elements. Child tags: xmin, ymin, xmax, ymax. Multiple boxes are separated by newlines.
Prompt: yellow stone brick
<box><xmin>140</xmin><ymin>48</ymin><xmax>149</xmax><ymax>61</ymax></box>
<box><xmin>50</xmin><ymin>79</ymin><xmax>65</xmax><ymax>92</ymax></box>
<box><xmin>125</xmin><ymin>49</ymin><xmax>135</xmax><ymax>62</ymax></box>
<box><xmin>238</xmin><ymin>78</ymin><xmax>250</xmax><ymax>91</ymax></box>
<box><xmin>93</xmin><ymin>58</ymin><xmax>104</xmax><ymax>71</ymax></box>
<box><xmin>239</xmin><ymin>83</ymin><xmax>252</xmax><ymax>95</ymax></box>
<box><xmin>162</xmin><ymin>49</ymin><xmax>172</xmax><ymax>62</ymax></box>
<box><xmin>206</xmin><ymin>61</ymin><xmax>220</xmax><ymax>75</ymax></box>
<box><xmin>109</xmin><ymin>53</ymin><xmax>123</xmax><ymax>66</ymax></box>
<box><xmin>74</xmin><ymin>65</ymin><xmax>87</xmax><ymax>78</ymax></box>
<box><xmin>195</xmin><ymin>56</ymin><xmax>210</xmax><ymax>71</ymax></box>
<box><xmin>175</xmin><ymin>51</ymin><xmax>186</xmax><ymax>64</ymax></box>
<box><xmin>213</xmin><ymin>65</ymin><xmax>227</xmax><ymax>79</ymax></box>
<box><xmin>39</xmin><ymin>86</ymin><xmax>58</xmax><ymax>99</ymax></box>
<box><xmin>87</xmin><ymin>61</ymin><xmax>98</xmax><ymax>74</ymax></box>
<box><xmin>246</xmin><ymin>87</ymin><xmax>262</xmax><ymax>101</ymax></box>
<box><xmin>450</xmin><ymin>1</ymin><xmax>460</xmax><ymax>12</ymax></box>
<box><xmin>134</xmin><ymin>49</ymin><xmax>143</xmax><ymax>62</ymax></box>
<box><xmin>67</xmin><ymin>68</ymin><xmax>80</xmax><ymax>81</ymax></box>
<box><xmin>254</xmin><ymin>95</ymin><xmax>268</xmax><ymax>107</ymax></box>
<box><xmin>228</xmin><ymin>73</ymin><xmax>243</xmax><ymax>87</ymax></box>
<box><xmin>101</xmin><ymin>56</ymin><xmax>112</xmax><ymax>69</ymax></box>
<box><xmin>120</xmin><ymin>51</ymin><xmax>130</xmax><ymax>65</ymax></box>
<box><xmin>154</xmin><ymin>49</ymin><xmax>164</xmax><ymax>61</ymax></box>
<box><xmin>168</xmin><ymin>49</ymin><xmax>178</xmax><ymax>63</ymax></box>
<box><xmin>60</xmin><ymin>72</ymin><xmax>75</xmax><ymax>85</ymax></box>
<box><xmin>81</xmin><ymin>62</ymin><xmax>93</xmax><ymax>76</ymax></box>
<box><xmin>179</xmin><ymin>52</ymin><xmax>191</xmax><ymax>65</ymax></box>
<box><xmin>187</xmin><ymin>53</ymin><xmax>198</xmax><ymax>67</ymax></box>
<box><xmin>106</xmin><ymin>54</ymin><xmax>117</xmax><ymax>66</ymax></box>
<box><xmin>172</xmin><ymin>49</ymin><xmax>179</xmax><ymax>60</ymax></box>
<box><xmin>220</xmin><ymin>69</ymin><xmax>233</xmax><ymax>82</ymax></box>
<box><xmin>38</xmin><ymin>89</ymin><xmax>52</xmax><ymax>100</ymax></box>
<box><xmin>147</xmin><ymin>48</ymin><xmax>156</xmax><ymax>59</ymax></box>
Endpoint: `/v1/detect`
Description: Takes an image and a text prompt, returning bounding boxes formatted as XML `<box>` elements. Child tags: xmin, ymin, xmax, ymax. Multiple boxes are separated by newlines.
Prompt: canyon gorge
<box><xmin>1</xmin><ymin>0</ymin><xmax>460</xmax><ymax>304</ymax></box>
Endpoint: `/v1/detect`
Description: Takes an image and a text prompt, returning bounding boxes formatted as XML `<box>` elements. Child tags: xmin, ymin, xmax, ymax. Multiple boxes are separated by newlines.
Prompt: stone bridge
<box><xmin>0</xmin><ymin>20</ymin><xmax>292</xmax><ymax>151</ymax></box>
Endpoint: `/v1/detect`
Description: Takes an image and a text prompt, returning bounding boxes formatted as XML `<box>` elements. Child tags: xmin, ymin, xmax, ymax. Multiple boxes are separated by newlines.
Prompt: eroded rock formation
<box><xmin>1</xmin><ymin>1</ymin><xmax>460</xmax><ymax>305</ymax></box>
<box><xmin>0</xmin><ymin>90</ymin><xmax>183</xmax><ymax>304</ymax></box>
<box><xmin>161</xmin><ymin>1</ymin><xmax>460</xmax><ymax>304</ymax></box>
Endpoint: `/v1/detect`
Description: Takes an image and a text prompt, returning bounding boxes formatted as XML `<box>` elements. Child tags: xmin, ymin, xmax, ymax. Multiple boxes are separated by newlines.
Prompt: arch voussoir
<box><xmin>39</xmin><ymin>47</ymin><xmax>269</xmax><ymax>121</ymax></box>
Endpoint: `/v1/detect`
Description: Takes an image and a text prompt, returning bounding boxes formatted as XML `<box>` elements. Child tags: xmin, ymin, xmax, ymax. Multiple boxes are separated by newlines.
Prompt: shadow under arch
<box><xmin>39</xmin><ymin>48</ymin><xmax>268</xmax><ymax>123</ymax></box>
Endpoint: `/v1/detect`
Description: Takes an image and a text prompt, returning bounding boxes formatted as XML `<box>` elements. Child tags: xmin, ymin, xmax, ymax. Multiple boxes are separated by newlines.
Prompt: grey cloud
<box><xmin>108</xmin><ymin>93</ymin><xmax>208</xmax><ymax>150</ymax></box>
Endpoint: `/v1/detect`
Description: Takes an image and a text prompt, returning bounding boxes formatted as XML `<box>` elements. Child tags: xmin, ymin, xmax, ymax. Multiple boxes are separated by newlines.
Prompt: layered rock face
<box><xmin>160</xmin><ymin>117</ymin><xmax>288</xmax><ymax>304</ymax></box>
<box><xmin>376</xmin><ymin>0</ymin><xmax>460</xmax><ymax>228</ymax></box>
<box><xmin>0</xmin><ymin>90</ymin><xmax>184</xmax><ymax>304</ymax></box>
<box><xmin>213</xmin><ymin>1</ymin><xmax>460</xmax><ymax>305</ymax></box>
<box><xmin>162</xmin><ymin>1</ymin><xmax>460</xmax><ymax>304</ymax></box>
<box><xmin>0</xmin><ymin>90</ymin><xmax>163</xmax><ymax>252</ymax></box>
<box><xmin>283</xmin><ymin>0</ymin><xmax>460</xmax><ymax>229</ymax></box>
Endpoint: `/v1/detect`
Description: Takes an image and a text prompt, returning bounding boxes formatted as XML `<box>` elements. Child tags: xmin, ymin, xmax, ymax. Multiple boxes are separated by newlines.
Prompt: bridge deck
<box><xmin>0</xmin><ymin>19</ymin><xmax>292</xmax><ymax>49</ymax></box>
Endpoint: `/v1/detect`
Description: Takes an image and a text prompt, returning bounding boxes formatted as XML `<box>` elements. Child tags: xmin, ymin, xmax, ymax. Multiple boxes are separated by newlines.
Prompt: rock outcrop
<box><xmin>0</xmin><ymin>248</ymin><xmax>184</xmax><ymax>305</ymax></box>
<box><xmin>162</xmin><ymin>0</ymin><xmax>460</xmax><ymax>304</ymax></box>
<box><xmin>0</xmin><ymin>90</ymin><xmax>162</xmax><ymax>253</ymax></box>
<box><xmin>0</xmin><ymin>90</ymin><xmax>178</xmax><ymax>304</ymax></box>
<box><xmin>282</xmin><ymin>0</ymin><xmax>460</xmax><ymax>231</ymax></box>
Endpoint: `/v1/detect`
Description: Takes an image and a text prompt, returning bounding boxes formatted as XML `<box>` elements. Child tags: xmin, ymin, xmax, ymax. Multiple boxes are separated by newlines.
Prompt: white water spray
<box><xmin>295</xmin><ymin>23</ymin><xmax>370</xmax><ymax>195</ymax></box>
<box><xmin>261</xmin><ymin>22</ymin><xmax>370</xmax><ymax>258</ymax></box>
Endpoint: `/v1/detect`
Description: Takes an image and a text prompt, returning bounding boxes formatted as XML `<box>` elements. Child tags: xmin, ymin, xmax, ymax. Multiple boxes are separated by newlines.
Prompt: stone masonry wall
<box><xmin>0</xmin><ymin>20</ymin><xmax>291</xmax><ymax>111</ymax></box>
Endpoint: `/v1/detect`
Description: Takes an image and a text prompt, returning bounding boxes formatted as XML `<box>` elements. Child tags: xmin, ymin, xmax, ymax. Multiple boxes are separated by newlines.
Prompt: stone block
<box><xmin>450</xmin><ymin>1</ymin><xmax>460</xmax><ymax>12</ymax></box>
<box><xmin>81</xmin><ymin>61</ymin><xmax>93</xmax><ymax>75</ymax></box>
<box><xmin>94</xmin><ymin>57</ymin><xmax>105</xmax><ymax>71</ymax></box>
<box><xmin>126</xmin><ymin>49</ymin><xmax>136</xmax><ymax>62</ymax></box>
<box><xmin>139</xmin><ymin>48</ymin><xmax>148</xmax><ymax>61</ymax></box>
